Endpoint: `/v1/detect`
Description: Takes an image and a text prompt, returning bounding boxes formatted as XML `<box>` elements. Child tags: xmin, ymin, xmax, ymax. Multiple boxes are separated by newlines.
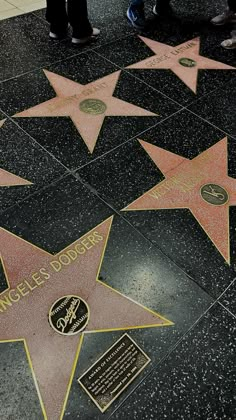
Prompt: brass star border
<box><xmin>0</xmin><ymin>217</ymin><xmax>173</xmax><ymax>419</ymax></box>
<box><xmin>128</xmin><ymin>36</ymin><xmax>235</xmax><ymax>93</ymax></box>
<box><xmin>2</xmin><ymin>36</ymin><xmax>234</xmax><ymax>156</ymax></box>
<box><xmin>124</xmin><ymin>137</ymin><xmax>236</xmax><ymax>264</ymax></box>
<box><xmin>13</xmin><ymin>70</ymin><xmax>156</xmax><ymax>153</ymax></box>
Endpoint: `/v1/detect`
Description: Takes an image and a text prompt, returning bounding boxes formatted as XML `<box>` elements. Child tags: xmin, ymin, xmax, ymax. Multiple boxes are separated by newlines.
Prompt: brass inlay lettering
<box><xmin>179</xmin><ymin>57</ymin><xmax>196</xmax><ymax>67</ymax></box>
<box><xmin>57</xmin><ymin>298</ymin><xmax>81</xmax><ymax>333</ymax></box>
<box><xmin>200</xmin><ymin>184</ymin><xmax>229</xmax><ymax>206</ymax></box>
<box><xmin>79</xmin><ymin>99</ymin><xmax>107</xmax><ymax>115</ymax></box>
<box><xmin>78</xmin><ymin>334</ymin><xmax>150</xmax><ymax>413</ymax></box>
<box><xmin>145</xmin><ymin>41</ymin><xmax>196</xmax><ymax>68</ymax></box>
<box><xmin>0</xmin><ymin>230</ymin><xmax>103</xmax><ymax>314</ymax></box>
<box><xmin>49</xmin><ymin>295</ymin><xmax>89</xmax><ymax>336</ymax></box>
<box><xmin>149</xmin><ymin>154</ymin><xmax>209</xmax><ymax>200</ymax></box>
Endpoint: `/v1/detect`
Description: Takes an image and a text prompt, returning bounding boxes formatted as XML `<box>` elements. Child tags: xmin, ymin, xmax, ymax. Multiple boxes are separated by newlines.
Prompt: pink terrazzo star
<box><xmin>0</xmin><ymin>168</ymin><xmax>32</xmax><ymax>187</ymax></box>
<box><xmin>0</xmin><ymin>119</ymin><xmax>32</xmax><ymax>186</ymax></box>
<box><xmin>128</xmin><ymin>37</ymin><xmax>235</xmax><ymax>93</ymax></box>
<box><xmin>124</xmin><ymin>138</ymin><xmax>236</xmax><ymax>263</ymax></box>
<box><xmin>14</xmin><ymin>70</ymin><xmax>157</xmax><ymax>153</ymax></box>
<box><xmin>0</xmin><ymin>217</ymin><xmax>172</xmax><ymax>420</ymax></box>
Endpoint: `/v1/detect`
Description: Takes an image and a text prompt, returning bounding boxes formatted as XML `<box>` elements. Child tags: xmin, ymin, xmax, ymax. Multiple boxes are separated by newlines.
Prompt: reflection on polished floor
<box><xmin>0</xmin><ymin>0</ymin><xmax>236</xmax><ymax>419</ymax></box>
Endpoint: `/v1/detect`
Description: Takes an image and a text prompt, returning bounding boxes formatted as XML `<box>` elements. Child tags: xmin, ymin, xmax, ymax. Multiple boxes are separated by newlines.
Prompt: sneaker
<box><xmin>72</xmin><ymin>27</ymin><xmax>100</xmax><ymax>45</ymax></box>
<box><xmin>49</xmin><ymin>24</ymin><xmax>68</xmax><ymax>40</ymax></box>
<box><xmin>211</xmin><ymin>8</ymin><xmax>236</xmax><ymax>25</ymax></box>
<box><xmin>126</xmin><ymin>4</ymin><xmax>146</xmax><ymax>30</ymax></box>
<box><xmin>221</xmin><ymin>36</ymin><xmax>236</xmax><ymax>49</ymax></box>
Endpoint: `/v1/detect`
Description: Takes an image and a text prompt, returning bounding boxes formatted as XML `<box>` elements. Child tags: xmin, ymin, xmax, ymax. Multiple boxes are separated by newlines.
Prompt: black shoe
<box><xmin>127</xmin><ymin>4</ymin><xmax>146</xmax><ymax>30</ymax></box>
<box><xmin>153</xmin><ymin>3</ymin><xmax>173</xmax><ymax>17</ymax></box>
<box><xmin>49</xmin><ymin>24</ymin><xmax>68</xmax><ymax>40</ymax></box>
<box><xmin>72</xmin><ymin>28</ymin><xmax>100</xmax><ymax>45</ymax></box>
<box><xmin>211</xmin><ymin>8</ymin><xmax>236</xmax><ymax>26</ymax></box>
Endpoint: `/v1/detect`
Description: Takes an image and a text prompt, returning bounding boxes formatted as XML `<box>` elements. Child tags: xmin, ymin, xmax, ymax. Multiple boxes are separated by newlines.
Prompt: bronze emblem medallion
<box><xmin>49</xmin><ymin>295</ymin><xmax>90</xmax><ymax>336</ymax></box>
<box><xmin>200</xmin><ymin>184</ymin><xmax>229</xmax><ymax>206</ymax></box>
<box><xmin>79</xmin><ymin>99</ymin><xmax>107</xmax><ymax>115</ymax></box>
<box><xmin>179</xmin><ymin>58</ymin><xmax>197</xmax><ymax>67</ymax></box>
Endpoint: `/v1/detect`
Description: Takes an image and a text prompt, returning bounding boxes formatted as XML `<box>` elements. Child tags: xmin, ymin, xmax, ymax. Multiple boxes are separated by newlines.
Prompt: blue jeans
<box><xmin>130</xmin><ymin>0</ymin><xmax>143</xmax><ymax>5</ymax></box>
<box><xmin>130</xmin><ymin>0</ymin><xmax>170</xmax><ymax>6</ymax></box>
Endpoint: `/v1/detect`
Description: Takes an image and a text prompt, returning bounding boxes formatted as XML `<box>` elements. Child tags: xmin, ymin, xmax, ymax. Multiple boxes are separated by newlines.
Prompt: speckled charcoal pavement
<box><xmin>0</xmin><ymin>0</ymin><xmax>235</xmax><ymax>419</ymax></box>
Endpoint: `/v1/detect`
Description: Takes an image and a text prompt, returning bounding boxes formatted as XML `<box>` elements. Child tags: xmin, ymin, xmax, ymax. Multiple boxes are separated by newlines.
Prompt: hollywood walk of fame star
<box><xmin>0</xmin><ymin>168</ymin><xmax>32</xmax><ymax>187</ymax></box>
<box><xmin>0</xmin><ymin>119</ymin><xmax>6</xmax><ymax>128</ymax></box>
<box><xmin>13</xmin><ymin>70</ymin><xmax>157</xmax><ymax>153</ymax></box>
<box><xmin>124</xmin><ymin>138</ymin><xmax>236</xmax><ymax>263</ymax></box>
<box><xmin>0</xmin><ymin>119</ymin><xmax>32</xmax><ymax>187</ymax></box>
<box><xmin>0</xmin><ymin>257</ymin><xmax>8</xmax><ymax>290</ymax></box>
<box><xmin>0</xmin><ymin>217</ymin><xmax>172</xmax><ymax>419</ymax></box>
<box><xmin>128</xmin><ymin>37</ymin><xmax>235</xmax><ymax>93</ymax></box>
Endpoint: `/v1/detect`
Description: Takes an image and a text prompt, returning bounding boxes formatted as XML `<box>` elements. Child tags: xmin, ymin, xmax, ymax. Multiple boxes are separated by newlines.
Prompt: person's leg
<box><xmin>127</xmin><ymin>0</ymin><xmax>146</xmax><ymax>30</ymax></box>
<box><xmin>221</xmin><ymin>28</ymin><xmax>236</xmax><ymax>49</ymax></box>
<box><xmin>46</xmin><ymin>0</ymin><xmax>68</xmax><ymax>37</ymax></box>
<box><xmin>227</xmin><ymin>0</ymin><xmax>236</xmax><ymax>41</ymax></box>
<box><xmin>228</xmin><ymin>0</ymin><xmax>236</xmax><ymax>13</ymax></box>
<box><xmin>67</xmin><ymin>0</ymin><xmax>100</xmax><ymax>44</ymax></box>
<box><xmin>154</xmin><ymin>0</ymin><xmax>171</xmax><ymax>11</ymax></box>
<box><xmin>211</xmin><ymin>0</ymin><xmax>236</xmax><ymax>48</ymax></box>
<box><xmin>130</xmin><ymin>0</ymin><xmax>143</xmax><ymax>4</ymax></box>
<box><xmin>153</xmin><ymin>0</ymin><xmax>172</xmax><ymax>16</ymax></box>
<box><xmin>211</xmin><ymin>0</ymin><xmax>236</xmax><ymax>25</ymax></box>
<box><xmin>67</xmin><ymin>0</ymin><xmax>93</xmax><ymax>38</ymax></box>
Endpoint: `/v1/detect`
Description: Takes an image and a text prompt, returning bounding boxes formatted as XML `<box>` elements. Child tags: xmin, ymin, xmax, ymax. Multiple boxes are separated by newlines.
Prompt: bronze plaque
<box><xmin>49</xmin><ymin>295</ymin><xmax>89</xmax><ymax>336</ymax></box>
<box><xmin>200</xmin><ymin>184</ymin><xmax>229</xmax><ymax>206</ymax></box>
<box><xmin>79</xmin><ymin>99</ymin><xmax>107</xmax><ymax>115</ymax></box>
<box><xmin>78</xmin><ymin>333</ymin><xmax>151</xmax><ymax>412</ymax></box>
<box><xmin>179</xmin><ymin>57</ymin><xmax>196</xmax><ymax>67</ymax></box>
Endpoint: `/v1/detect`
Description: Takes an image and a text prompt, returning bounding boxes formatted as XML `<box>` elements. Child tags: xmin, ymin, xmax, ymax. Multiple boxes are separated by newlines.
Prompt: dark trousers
<box><xmin>130</xmin><ymin>0</ymin><xmax>170</xmax><ymax>6</ymax></box>
<box><xmin>46</xmin><ymin>0</ymin><xmax>92</xmax><ymax>37</ymax></box>
<box><xmin>228</xmin><ymin>0</ymin><xmax>236</xmax><ymax>12</ymax></box>
<box><xmin>228</xmin><ymin>0</ymin><xmax>236</xmax><ymax>38</ymax></box>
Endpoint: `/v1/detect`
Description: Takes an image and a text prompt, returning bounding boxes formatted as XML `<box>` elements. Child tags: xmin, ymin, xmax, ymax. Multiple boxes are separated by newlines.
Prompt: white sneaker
<box><xmin>49</xmin><ymin>25</ymin><xmax>68</xmax><ymax>40</ymax></box>
<box><xmin>49</xmin><ymin>31</ymin><xmax>59</xmax><ymax>39</ymax></box>
<box><xmin>153</xmin><ymin>5</ymin><xmax>158</xmax><ymax>15</ymax></box>
<box><xmin>153</xmin><ymin>4</ymin><xmax>173</xmax><ymax>16</ymax></box>
<box><xmin>221</xmin><ymin>37</ymin><xmax>236</xmax><ymax>49</ymax></box>
<box><xmin>211</xmin><ymin>9</ymin><xmax>236</xmax><ymax>25</ymax></box>
<box><xmin>72</xmin><ymin>28</ymin><xmax>100</xmax><ymax>45</ymax></box>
